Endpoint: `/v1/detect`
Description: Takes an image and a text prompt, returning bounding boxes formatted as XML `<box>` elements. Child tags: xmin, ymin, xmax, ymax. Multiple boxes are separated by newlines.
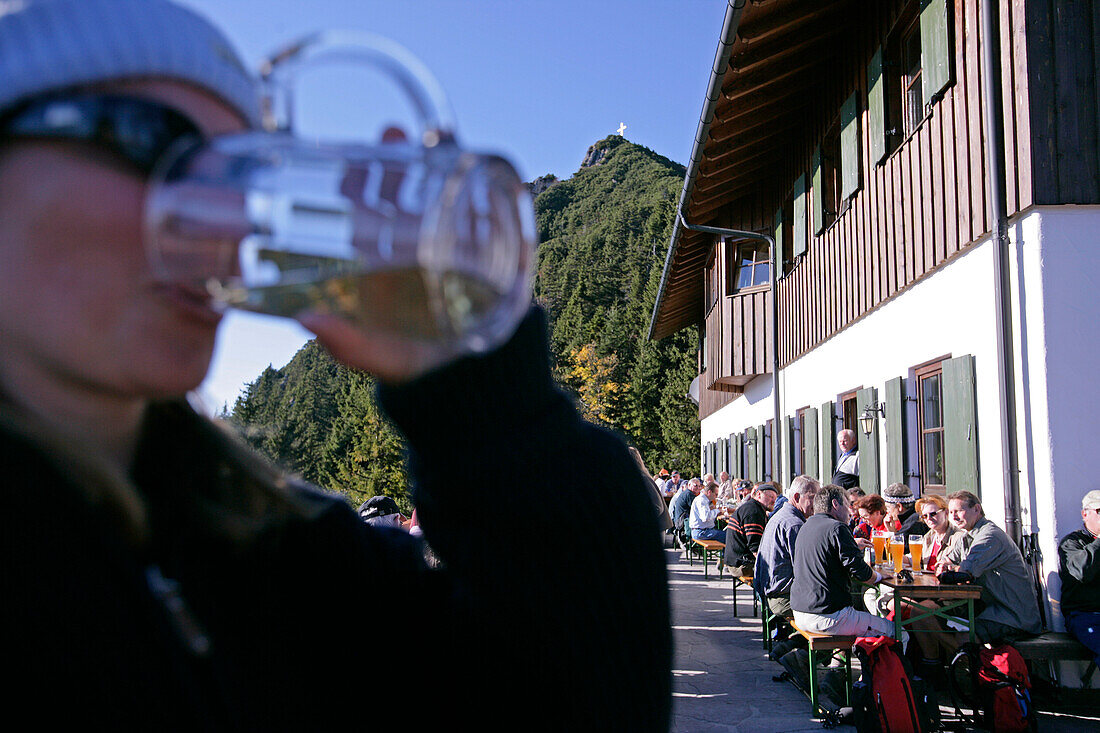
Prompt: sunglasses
<box><xmin>0</xmin><ymin>94</ymin><xmax>202</xmax><ymax>176</ymax></box>
<box><xmin>921</xmin><ymin>509</ymin><xmax>941</xmax><ymax>520</ymax></box>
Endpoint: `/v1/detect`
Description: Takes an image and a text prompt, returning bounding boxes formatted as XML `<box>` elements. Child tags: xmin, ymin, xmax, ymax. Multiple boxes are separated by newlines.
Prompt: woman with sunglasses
<box><xmin>916</xmin><ymin>494</ymin><xmax>963</xmax><ymax>573</ymax></box>
<box><xmin>0</xmin><ymin>1</ymin><xmax>669</xmax><ymax>728</ymax></box>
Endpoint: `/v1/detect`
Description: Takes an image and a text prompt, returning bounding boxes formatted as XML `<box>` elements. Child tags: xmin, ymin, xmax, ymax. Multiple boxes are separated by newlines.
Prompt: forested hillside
<box><xmin>228</xmin><ymin>135</ymin><xmax>700</xmax><ymax>509</ymax></box>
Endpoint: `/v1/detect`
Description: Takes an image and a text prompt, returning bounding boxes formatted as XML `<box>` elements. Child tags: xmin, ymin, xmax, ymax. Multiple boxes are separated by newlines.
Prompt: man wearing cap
<box><xmin>655</xmin><ymin>468</ymin><xmax>671</xmax><ymax>494</ymax></box>
<box><xmin>358</xmin><ymin>496</ymin><xmax>407</xmax><ymax>529</ymax></box>
<box><xmin>1058</xmin><ymin>490</ymin><xmax>1100</xmax><ymax>667</ymax></box>
<box><xmin>662</xmin><ymin>470</ymin><xmax>683</xmax><ymax>496</ymax></box>
<box><xmin>832</xmin><ymin>429</ymin><xmax>859</xmax><ymax>489</ymax></box>
<box><xmin>883</xmin><ymin>482</ymin><xmax>926</xmax><ymax>535</ymax></box>
<box><xmin>723</xmin><ymin>482</ymin><xmax>779</xmax><ymax>576</ymax></box>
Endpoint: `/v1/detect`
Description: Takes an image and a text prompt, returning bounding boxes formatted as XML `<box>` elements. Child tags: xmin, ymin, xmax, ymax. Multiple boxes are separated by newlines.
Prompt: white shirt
<box><xmin>836</xmin><ymin>450</ymin><xmax>859</xmax><ymax>475</ymax></box>
<box><xmin>689</xmin><ymin>494</ymin><xmax>719</xmax><ymax>531</ymax></box>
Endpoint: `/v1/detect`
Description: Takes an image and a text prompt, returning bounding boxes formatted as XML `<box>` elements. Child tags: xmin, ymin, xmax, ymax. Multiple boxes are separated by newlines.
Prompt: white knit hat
<box><xmin>0</xmin><ymin>0</ymin><xmax>260</xmax><ymax>126</ymax></box>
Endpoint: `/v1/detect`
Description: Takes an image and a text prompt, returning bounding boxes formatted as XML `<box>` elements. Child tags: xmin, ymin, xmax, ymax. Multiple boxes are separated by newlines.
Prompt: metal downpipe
<box><xmin>980</xmin><ymin>0</ymin><xmax>1022</xmax><ymax>548</ymax></box>
<box><xmin>678</xmin><ymin>214</ymin><xmax>781</xmax><ymax>482</ymax></box>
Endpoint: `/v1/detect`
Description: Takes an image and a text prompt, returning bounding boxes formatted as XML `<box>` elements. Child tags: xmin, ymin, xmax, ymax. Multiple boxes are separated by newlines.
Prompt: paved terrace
<box><xmin>665</xmin><ymin>547</ymin><xmax>1100</xmax><ymax>733</ymax></box>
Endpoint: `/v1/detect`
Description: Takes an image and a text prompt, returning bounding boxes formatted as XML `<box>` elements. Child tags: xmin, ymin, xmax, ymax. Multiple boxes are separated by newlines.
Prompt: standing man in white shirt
<box><xmin>832</xmin><ymin>429</ymin><xmax>860</xmax><ymax>489</ymax></box>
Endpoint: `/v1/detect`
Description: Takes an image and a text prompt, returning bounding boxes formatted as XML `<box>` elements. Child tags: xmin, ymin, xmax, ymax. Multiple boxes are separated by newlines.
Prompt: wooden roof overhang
<box><xmin>648</xmin><ymin>0</ymin><xmax>859</xmax><ymax>341</ymax></box>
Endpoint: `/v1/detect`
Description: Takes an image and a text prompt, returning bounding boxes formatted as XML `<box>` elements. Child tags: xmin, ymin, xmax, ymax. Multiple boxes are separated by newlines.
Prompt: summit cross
<box><xmin>617</xmin><ymin>122</ymin><xmax>627</xmax><ymax>136</ymax></box>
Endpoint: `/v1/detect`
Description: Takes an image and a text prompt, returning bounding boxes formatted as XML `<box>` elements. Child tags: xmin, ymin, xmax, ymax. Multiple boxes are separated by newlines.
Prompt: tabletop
<box><xmin>874</xmin><ymin>570</ymin><xmax>983</xmax><ymax>600</ymax></box>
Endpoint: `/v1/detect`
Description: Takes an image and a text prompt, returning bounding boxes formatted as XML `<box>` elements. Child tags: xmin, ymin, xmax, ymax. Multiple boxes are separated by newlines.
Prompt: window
<box><xmin>869</xmin><ymin>0</ymin><xmax>954</xmax><ymax>161</ymax></box>
<box><xmin>900</xmin><ymin>18</ymin><xmax>923</xmax><ymax>138</ymax></box>
<box><xmin>705</xmin><ymin>250</ymin><xmax>719</xmax><ymax>313</ymax></box>
<box><xmin>813</xmin><ymin>122</ymin><xmax>843</xmax><ymax>233</ymax></box>
<box><xmin>915</xmin><ymin>360</ymin><xmax>946</xmax><ymax>495</ymax></box>
<box><xmin>838</xmin><ymin>388</ymin><xmax>860</xmax><ymax>435</ymax></box>
<box><xmin>726</xmin><ymin>239</ymin><xmax>770</xmax><ymax>293</ymax></box>
<box><xmin>774</xmin><ymin>196</ymin><xmax>796</xmax><ymax>277</ymax></box>
<box><xmin>794</xmin><ymin>407</ymin><xmax>809</xmax><ymax>476</ymax></box>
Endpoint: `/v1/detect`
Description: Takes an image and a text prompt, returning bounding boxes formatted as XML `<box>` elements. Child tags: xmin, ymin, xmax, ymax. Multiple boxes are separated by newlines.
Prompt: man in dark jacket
<box><xmin>1058</xmin><ymin>489</ymin><xmax>1100</xmax><ymax>667</ymax></box>
<box><xmin>723</xmin><ymin>482</ymin><xmax>779</xmax><ymax>576</ymax></box>
<box><xmin>791</xmin><ymin>485</ymin><xmax>893</xmax><ymax>637</ymax></box>
<box><xmin>754</xmin><ymin>475</ymin><xmax>820</xmax><ymax>619</ymax></box>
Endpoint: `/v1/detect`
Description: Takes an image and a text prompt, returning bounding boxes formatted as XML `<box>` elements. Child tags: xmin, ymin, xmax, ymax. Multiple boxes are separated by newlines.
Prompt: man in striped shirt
<box><xmin>722</xmin><ymin>482</ymin><xmax>779</xmax><ymax>576</ymax></box>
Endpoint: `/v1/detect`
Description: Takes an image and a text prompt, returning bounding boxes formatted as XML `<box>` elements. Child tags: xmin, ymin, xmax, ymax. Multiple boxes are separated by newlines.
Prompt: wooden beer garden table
<box><xmin>865</xmin><ymin>570</ymin><xmax>982</xmax><ymax>645</ymax></box>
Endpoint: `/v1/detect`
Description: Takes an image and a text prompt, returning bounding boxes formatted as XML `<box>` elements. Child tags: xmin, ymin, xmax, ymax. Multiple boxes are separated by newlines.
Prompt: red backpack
<box><xmin>949</xmin><ymin>642</ymin><xmax>1036</xmax><ymax>732</ymax></box>
<box><xmin>852</xmin><ymin>635</ymin><xmax>930</xmax><ymax>733</ymax></box>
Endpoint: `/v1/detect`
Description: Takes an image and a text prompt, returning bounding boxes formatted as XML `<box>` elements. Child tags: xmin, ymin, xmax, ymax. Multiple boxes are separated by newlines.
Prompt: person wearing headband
<box><xmin>0</xmin><ymin>1</ymin><xmax>670</xmax><ymax>728</ymax></box>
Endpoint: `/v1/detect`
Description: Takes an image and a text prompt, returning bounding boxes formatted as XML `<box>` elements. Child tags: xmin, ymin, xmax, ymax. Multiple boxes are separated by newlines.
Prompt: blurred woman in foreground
<box><xmin>0</xmin><ymin>1</ymin><xmax>669</xmax><ymax>728</ymax></box>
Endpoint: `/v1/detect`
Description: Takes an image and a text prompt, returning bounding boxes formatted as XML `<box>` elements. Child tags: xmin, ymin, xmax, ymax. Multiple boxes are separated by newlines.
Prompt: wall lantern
<box><xmin>859</xmin><ymin>402</ymin><xmax>885</xmax><ymax>437</ymax></box>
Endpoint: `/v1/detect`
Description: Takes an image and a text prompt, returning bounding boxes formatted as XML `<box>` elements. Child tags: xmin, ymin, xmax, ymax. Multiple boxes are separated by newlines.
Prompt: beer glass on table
<box><xmin>871</xmin><ymin>530</ymin><xmax>887</xmax><ymax>567</ymax></box>
<box><xmin>908</xmin><ymin>535</ymin><xmax>924</xmax><ymax>574</ymax></box>
<box><xmin>890</xmin><ymin>534</ymin><xmax>906</xmax><ymax>574</ymax></box>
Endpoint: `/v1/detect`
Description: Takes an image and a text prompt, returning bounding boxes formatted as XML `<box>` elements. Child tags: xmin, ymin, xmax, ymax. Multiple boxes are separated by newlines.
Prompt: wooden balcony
<box><xmin>703</xmin><ymin>286</ymin><xmax>773</xmax><ymax>394</ymax></box>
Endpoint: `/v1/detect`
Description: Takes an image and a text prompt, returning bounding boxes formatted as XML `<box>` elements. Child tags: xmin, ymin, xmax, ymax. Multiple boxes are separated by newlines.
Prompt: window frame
<box><xmin>725</xmin><ymin>238</ymin><xmax>771</xmax><ymax>295</ymax></box>
<box><xmin>914</xmin><ymin>358</ymin><xmax>948</xmax><ymax>496</ymax></box>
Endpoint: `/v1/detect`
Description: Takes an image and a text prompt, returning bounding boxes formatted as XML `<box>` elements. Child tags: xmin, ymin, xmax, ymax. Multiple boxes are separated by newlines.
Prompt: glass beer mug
<box><xmin>146</xmin><ymin>31</ymin><xmax>536</xmax><ymax>374</ymax></box>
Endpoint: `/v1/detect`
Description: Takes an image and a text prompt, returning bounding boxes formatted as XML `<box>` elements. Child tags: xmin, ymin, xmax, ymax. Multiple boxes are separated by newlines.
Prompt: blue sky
<box><xmin>184</xmin><ymin>0</ymin><xmax>728</xmax><ymax>412</ymax></box>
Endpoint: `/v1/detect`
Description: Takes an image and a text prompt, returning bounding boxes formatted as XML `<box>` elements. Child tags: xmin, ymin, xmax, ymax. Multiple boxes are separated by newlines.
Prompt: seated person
<box><xmin>862</xmin><ymin>494</ymin><xmax>962</xmax><ymax>618</ymax></box>
<box><xmin>662</xmin><ymin>470</ymin><xmax>683</xmax><ymax>496</ymax></box>
<box><xmin>723</xmin><ymin>482</ymin><xmax>779</xmax><ymax>576</ymax></box>
<box><xmin>852</xmin><ymin>493</ymin><xmax>888</xmax><ymax>543</ymax></box>
<box><xmin>357</xmin><ymin>496</ymin><xmax>406</xmax><ymax>529</ymax></box>
<box><xmin>754</xmin><ymin>475</ymin><xmax>820</xmax><ymax>619</ymax></box>
<box><xmin>1058</xmin><ymin>489</ymin><xmax>1100</xmax><ymax>668</ymax></box>
<box><xmin>689</xmin><ymin>482</ymin><xmax>725</xmax><ymax>542</ymax></box>
<box><xmin>916</xmin><ymin>495</ymin><xmax>963</xmax><ymax>572</ymax></box>
<box><xmin>883</xmin><ymin>483</ymin><xmax>926</xmax><ymax>535</ymax></box>
<box><xmin>790</xmin><ymin>485</ymin><xmax>893</xmax><ymax>637</ymax></box>
<box><xmin>935</xmin><ymin>491</ymin><xmax>1042</xmax><ymax>644</ymax></box>
<box><xmin>717</xmin><ymin>471</ymin><xmax>733</xmax><ymax>502</ymax></box>
<box><xmin>670</xmin><ymin>478</ymin><xmax>702</xmax><ymax>530</ymax></box>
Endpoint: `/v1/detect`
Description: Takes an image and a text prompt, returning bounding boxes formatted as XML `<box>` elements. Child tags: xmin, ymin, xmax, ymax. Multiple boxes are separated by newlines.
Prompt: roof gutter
<box><xmin>647</xmin><ymin>0</ymin><xmax>746</xmax><ymax>341</ymax></box>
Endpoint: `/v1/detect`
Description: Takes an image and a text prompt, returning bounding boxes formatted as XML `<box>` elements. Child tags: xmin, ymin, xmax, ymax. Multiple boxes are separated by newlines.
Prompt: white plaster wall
<box><xmin>1014</xmin><ymin>206</ymin><xmax>1100</xmax><ymax>628</ymax></box>
<box><xmin>702</xmin><ymin>233</ymin><xmax>1007</xmax><ymax>526</ymax></box>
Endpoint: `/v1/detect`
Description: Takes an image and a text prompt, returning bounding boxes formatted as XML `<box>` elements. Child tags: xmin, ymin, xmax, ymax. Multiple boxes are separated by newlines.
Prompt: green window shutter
<box><xmin>804</xmin><ymin>407</ymin><xmax>819</xmax><ymax>481</ymax></box>
<box><xmin>867</xmin><ymin>47</ymin><xmax>887</xmax><ymax>165</ymax></box>
<box><xmin>885</xmin><ymin>376</ymin><xmax>908</xmax><ymax>486</ymax></box>
<box><xmin>783</xmin><ymin>415</ymin><xmax>794</xmax><ymax>484</ymax></box>
<box><xmin>701</xmin><ymin>443</ymin><xmax>707</xmax><ymax>476</ymax></box>
<box><xmin>732</xmin><ymin>432</ymin><xmax>743</xmax><ymax>477</ymax></box>
<box><xmin>792</xmin><ymin>174</ymin><xmax>807</xmax><ymax>257</ymax></box>
<box><xmin>943</xmin><ymin>355</ymin><xmax>980</xmax><ymax>496</ymax></box>
<box><xmin>812</xmin><ymin>146</ymin><xmax>825</xmax><ymax>235</ymax></box>
<box><xmin>856</xmin><ymin>387</ymin><xmax>881</xmax><ymax>494</ymax></box>
<box><xmin>758</xmin><ymin>423</ymin><xmax>768</xmax><ymax>482</ymax></box>
<box><xmin>710</xmin><ymin>441</ymin><xmax>719</xmax><ymax>476</ymax></box>
<box><xmin>840</xmin><ymin>91</ymin><xmax>861</xmax><ymax>200</ymax></box>
<box><xmin>719</xmin><ymin>437</ymin><xmax>728</xmax><ymax>475</ymax></box>
<box><xmin>920</xmin><ymin>0</ymin><xmax>952</xmax><ymax>107</ymax></box>
<box><xmin>821</xmin><ymin>401</ymin><xmax>837</xmax><ymax>480</ymax></box>
<box><xmin>774</xmin><ymin>207</ymin><xmax>785</xmax><ymax>271</ymax></box>
<box><xmin>746</xmin><ymin>428</ymin><xmax>758</xmax><ymax>482</ymax></box>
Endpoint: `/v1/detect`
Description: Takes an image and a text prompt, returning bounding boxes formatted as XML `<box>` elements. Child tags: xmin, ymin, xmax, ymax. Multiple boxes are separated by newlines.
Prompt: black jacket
<box><xmin>1</xmin><ymin>309</ymin><xmax>671</xmax><ymax>731</ymax></box>
<box><xmin>791</xmin><ymin>513</ymin><xmax>875</xmax><ymax>615</ymax></box>
<box><xmin>1058</xmin><ymin>528</ymin><xmax>1100</xmax><ymax>615</ymax></box>
<box><xmin>725</xmin><ymin>497</ymin><xmax>768</xmax><ymax>568</ymax></box>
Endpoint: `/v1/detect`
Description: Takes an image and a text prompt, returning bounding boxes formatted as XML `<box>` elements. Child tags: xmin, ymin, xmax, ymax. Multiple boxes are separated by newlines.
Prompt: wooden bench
<box><xmin>690</xmin><ymin>539</ymin><xmax>725</xmax><ymax>578</ymax></box>
<box><xmin>731</xmin><ymin>575</ymin><xmax>757</xmax><ymax>618</ymax></box>
<box><xmin>1013</xmin><ymin>632</ymin><xmax>1097</xmax><ymax>688</ymax></box>
<box><xmin>787</xmin><ymin>621</ymin><xmax>855</xmax><ymax>716</ymax></box>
